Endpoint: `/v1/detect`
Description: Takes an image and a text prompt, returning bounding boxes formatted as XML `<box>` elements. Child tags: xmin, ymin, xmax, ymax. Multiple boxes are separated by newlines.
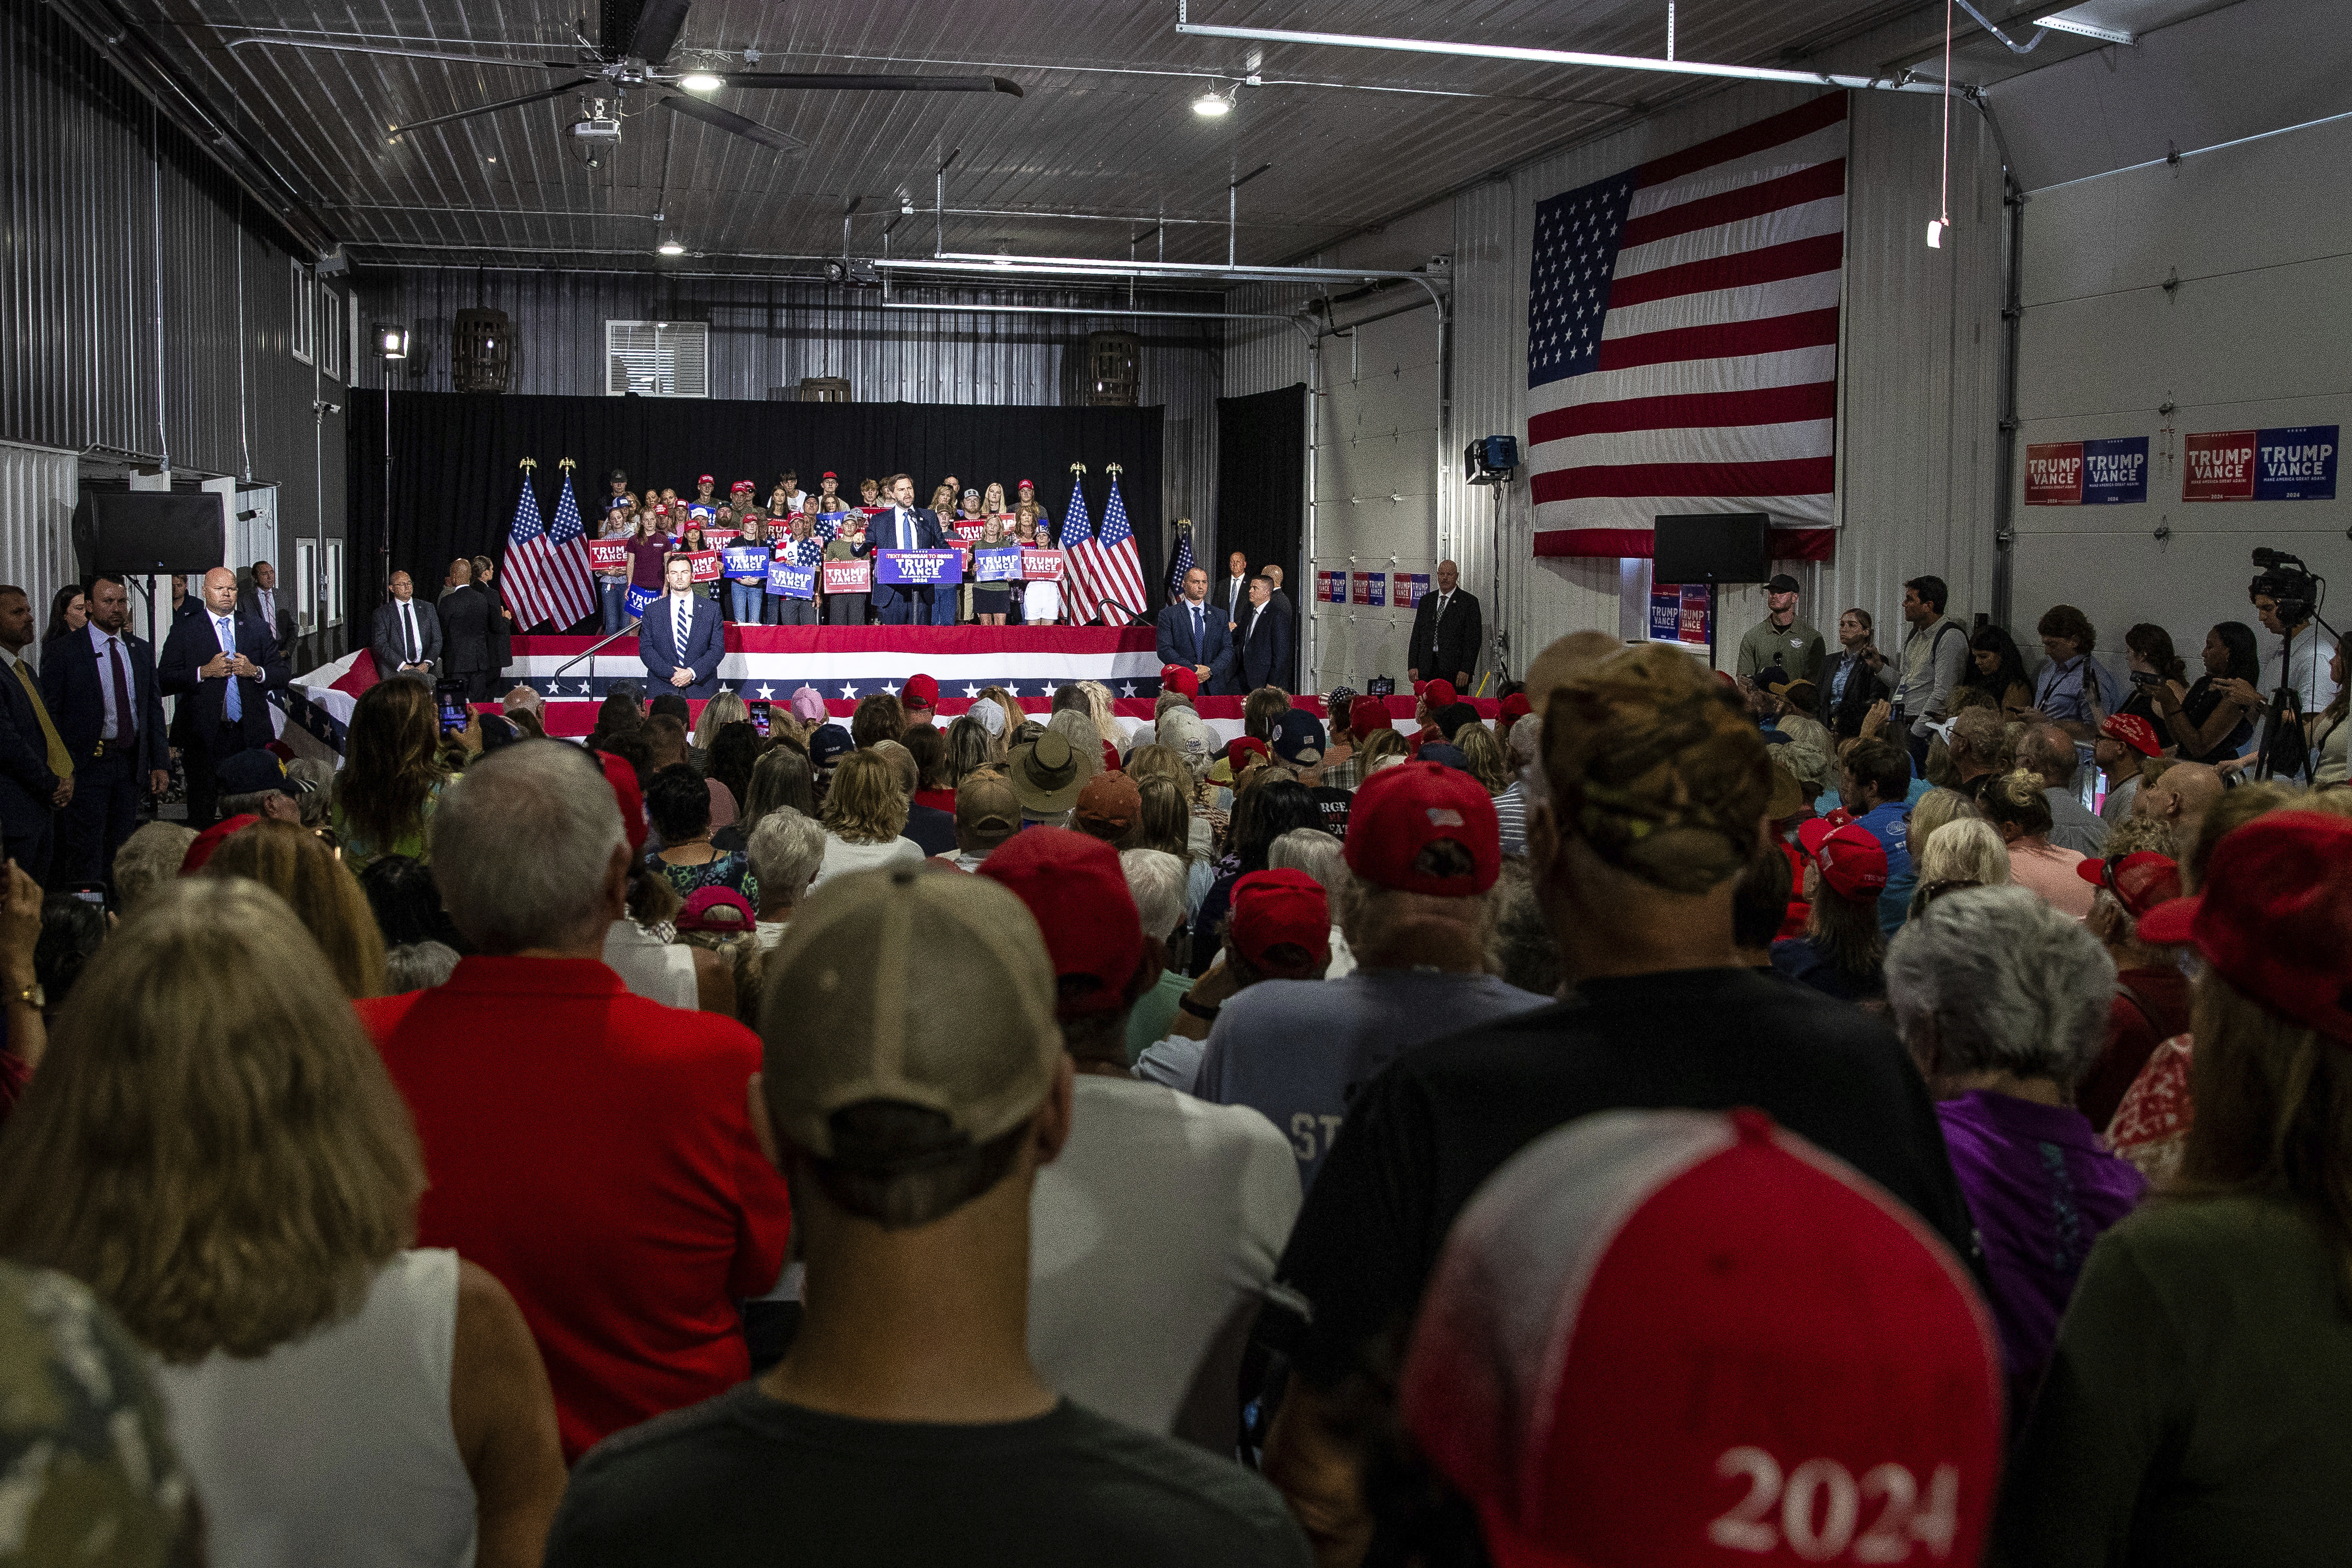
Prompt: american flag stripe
<box><xmin>501</xmin><ymin>470</ymin><xmax>597</xmax><ymax>631</ymax></box>
<box><xmin>1093</xmin><ymin>477</ymin><xmax>1150</xmax><ymax>619</ymax></box>
<box><xmin>1527</xmin><ymin>94</ymin><xmax>1848</xmax><ymax>556</ymax></box>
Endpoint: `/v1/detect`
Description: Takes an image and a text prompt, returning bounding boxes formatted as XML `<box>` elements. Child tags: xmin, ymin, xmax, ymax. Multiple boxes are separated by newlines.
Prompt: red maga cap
<box><xmin>2099</xmin><ymin>712</ymin><xmax>2163</xmax><ymax>759</ymax></box>
<box><xmin>902</xmin><ymin>673</ymin><xmax>939</xmax><ymax>711</ymax></box>
<box><xmin>1419</xmin><ymin>678</ymin><xmax>1459</xmax><ymax>708</ymax></box>
<box><xmin>595</xmin><ymin>748</ymin><xmax>649</xmax><ymax>854</ymax></box>
<box><xmin>1229</xmin><ymin>868</ymin><xmax>1330</xmax><ymax>973</ymax></box>
<box><xmin>1797</xmin><ymin>817</ymin><xmax>1890</xmax><ymax>900</ymax></box>
<box><xmin>1349</xmin><ymin>696</ymin><xmax>1393</xmax><ymax>739</ymax></box>
<box><xmin>697</xmin><ymin>474</ymin><xmax>714</xmax><ymax>484</ymax></box>
<box><xmin>1499</xmin><ymin>692</ymin><xmax>1532</xmax><ymax>721</ymax></box>
<box><xmin>2137</xmin><ymin>811</ymin><xmax>2352</xmax><ymax>1043</ymax></box>
<box><xmin>1343</xmin><ymin>760</ymin><xmax>1501</xmax><ymax>896</ymax></box>
<box><xmin>180</xmin><ymin>815</ymin><xmax>260</xmax><ymax>873</ymax></box>
<box><xmin>1402</xmin><ymin>1107</ymin><xmax>2003</xmax><ymax>1568</ymax></box>
<box><xmin>976</xmin><ymin>828</ymin><xmax>1145</xmax><ymax>1015</ymax></box>
<box><xmin>821</xmin><ymin>471</ymin><xmax>838</xmax><ymax>479</ymax></box>
<box><xmin>2073</xmin><ymin>850</ymin><xmax>2182</xmax><ymax>920</ymax></box>
<box><xmin>1159</xmin><ymin>664</ymin><xmax>1199</xmax><ymax>698</ymax></box>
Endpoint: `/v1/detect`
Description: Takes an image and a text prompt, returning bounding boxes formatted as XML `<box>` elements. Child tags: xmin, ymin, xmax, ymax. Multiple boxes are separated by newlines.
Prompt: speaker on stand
<box><xmin>1465</xmin><ymin>436</ymin><xmax>1519</xmax><ymax>685</ymax></box>
<box><xmin>1651</xmin><ymin>513</ymin><xmax>1774</xmax><ymax>673</ymax></box>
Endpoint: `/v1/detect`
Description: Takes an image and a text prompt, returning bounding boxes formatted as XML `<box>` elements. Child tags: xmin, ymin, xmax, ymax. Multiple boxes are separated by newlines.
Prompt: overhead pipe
<box><xmin>1172</xmin><ymin>0</ymin><xmax>1953</xmax><ymax>95</ymax></box>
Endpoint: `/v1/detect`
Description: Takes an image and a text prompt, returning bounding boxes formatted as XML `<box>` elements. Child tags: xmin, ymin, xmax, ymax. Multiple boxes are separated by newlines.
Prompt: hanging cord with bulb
<box><xmin>1931</xmin><ymin>0</ymin><xmax>1953</xmax><ymax>247</ymax></box>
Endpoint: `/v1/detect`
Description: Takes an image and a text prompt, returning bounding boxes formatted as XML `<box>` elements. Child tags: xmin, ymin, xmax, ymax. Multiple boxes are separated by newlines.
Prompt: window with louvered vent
<box><xmin>605</xmin><ymin>321</ymin><xmax>709</xmax><ymax>397</ymax></box>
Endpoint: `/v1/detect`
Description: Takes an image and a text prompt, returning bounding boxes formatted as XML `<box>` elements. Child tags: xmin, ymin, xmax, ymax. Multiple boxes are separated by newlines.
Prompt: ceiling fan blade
<box><xmin>388</xmin><ymin>76</ymin><xmax>599</xmax><ymax>141</ymax></box>
<box><xmin>709</xmin><ymin>73</ymin><xmax>1023</xmax><ymax>97</ymax></box>
<box><xmin>222</xmin><ymin>39</ymin><xmax>601</xmax><ymax>71</ymax></box>
<box><xmin>659</xmin><ymin>93</ymin><xmax>804</xmax><ymax>153</ymax></box>
<box><xmin>627</xmin><ymin>0</ymin><xmax>693</xmax><ymax>65</ymax></box>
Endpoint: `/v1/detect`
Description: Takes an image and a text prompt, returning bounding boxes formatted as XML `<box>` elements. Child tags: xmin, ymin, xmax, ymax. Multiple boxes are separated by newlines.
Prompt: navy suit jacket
<box><xmin>159</xmin><ymin>607</ymin><xmax>287</xmax><ymax>753</ymax></box>
<box><xmin>1155</xmin><ymin>600</ymin><xmax>1235</xmax><ymax>690</ymax></box>
<box><xmin>41</xmin><ymin>627</ymin><xmax>168</xmax><ymax>775</ymax></box>
<box><xmin>868</xmin><ymin>508</ymin><xmax>947</xmax><ymax>611</ymax></box>
<box><xmin>1237</xmin><ymin>600</ymin><xmax>1293</xmax><ymax>694</ymax></box>
<box><xmin>639</xmin><ymin>594</ymin><xmax>727</xmax><ymax>699</ymax></box>
<box><xmin>0</xmin><ymin>656</ymin><xmax>59</xmax><ymax>838</ymax></box>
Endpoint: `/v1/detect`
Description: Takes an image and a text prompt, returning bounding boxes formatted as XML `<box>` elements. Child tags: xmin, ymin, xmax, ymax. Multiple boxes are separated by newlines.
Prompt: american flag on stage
<box><xmin>1091</xmin><ymin>473</ymin><xmax>1150</xmax><ymax>622</ymax></box>
<box><xmin>1526</xmin><ymin>94</ymin><xmax>1847</xmax><ymax>559</ymax></box>
<box><xmin>1164</xmin><ymin>521</ymin><xmax>1195</xmax><ymax>604</ymax></box>
<box><xmin>1058</xmin><ymin>479</ymin><xmax>1104</xmax><ymax>626</ymax></box>
<box><xmin>504</xmin><ymin>464</ymin><xmax>599</xmax><ymax>631</ymax></box>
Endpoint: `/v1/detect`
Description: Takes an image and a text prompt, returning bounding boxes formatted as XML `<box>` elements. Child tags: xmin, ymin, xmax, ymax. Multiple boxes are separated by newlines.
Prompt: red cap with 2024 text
<box><xmin>1401</xmin><ymin>1106</ymin><xmax>2004</xmax><ymax>1568</ymax></box>
<box><xmin>2137</xmin><ymin>811</ymin><xmax>2352</xmax><ymax>1043</ymax></box>
<box><xmin>1342</xmin><ymin>760</ymin><xmax>1501</xmax><ymax>895</ymax></box>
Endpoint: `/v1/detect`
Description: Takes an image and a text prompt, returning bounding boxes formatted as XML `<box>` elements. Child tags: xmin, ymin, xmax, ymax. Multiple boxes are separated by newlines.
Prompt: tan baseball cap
<box><xmin>757</xmin><ymin>867</ymin><xmax>1062</xmax><ymax>1164</ymax></box>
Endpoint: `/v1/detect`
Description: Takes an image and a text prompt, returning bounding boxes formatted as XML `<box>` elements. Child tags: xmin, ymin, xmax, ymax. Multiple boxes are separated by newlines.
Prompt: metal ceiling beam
<box><xmin>889</xmin><ymin>253</ymin><xmax>1443</xmax><ymax>287</ymax></box>
<box><xmin>1172</xmin><ymin>0</ymin><xmax>1954</xmax><ymax>95</ymax></box>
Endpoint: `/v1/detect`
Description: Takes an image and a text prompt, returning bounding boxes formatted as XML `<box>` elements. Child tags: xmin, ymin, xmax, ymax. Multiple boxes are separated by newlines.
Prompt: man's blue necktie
<box><xmin>218</xmin><ymin>616</ymin><xmax>240</xmax><ymax>722</ymax></box>
<box><xmin>1192</xmin><ymin>606</ymin><xmax>1203</xmax><ymax>656</ymax></box>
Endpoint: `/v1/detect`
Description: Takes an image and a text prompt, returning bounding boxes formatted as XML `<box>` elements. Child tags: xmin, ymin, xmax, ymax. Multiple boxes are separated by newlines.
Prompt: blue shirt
<box><xmin>1195</xmin><ymin>970</ymin><xmax>1552</xmax><ymax>1190</ymax></box>
<box><xmin>1852</xmin><ymin>799</ymin><xmax>1916</xmax><ymax>933</ymax></box>
<box><xmin>2033</xmin><ymin>655</ymin><xmax>2123</xmax><ymax>726</ymax></box>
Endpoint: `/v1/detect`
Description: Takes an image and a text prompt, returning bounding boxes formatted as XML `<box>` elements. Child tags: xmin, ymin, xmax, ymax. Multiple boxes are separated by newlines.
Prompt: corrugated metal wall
<box><xmin>1446</xmin><ymin>82</ymin><xmax>2004</xmax><ymax>673</ymax></box>
<box><xmin>351</xmin><ymin>270</ymin><xmax>1222</xmax><ymax>541</ymax></box>
<box><xmin>0</xmin><ymin>442</ymin><xmax>81</xmax><ymax>633</ymax></box>
<box><xmin>0</xmin><ymin>0</ymin><xmax>352</xmax><ymax>664</ymax></box>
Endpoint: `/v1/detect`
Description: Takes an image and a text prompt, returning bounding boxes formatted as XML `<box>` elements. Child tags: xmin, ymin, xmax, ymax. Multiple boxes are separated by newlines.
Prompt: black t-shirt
<box><xmin>1261</xmin><ymin>967</ymin><xmax>1981</xmax><ymax>1391</ymax></box>
<box><xmin>545</xmin><ymin>1385</ymin><xmax>1309</xmax><ymax>1568</ymax></box>
<box><xmin>1308</xmin><ymin>785</ymin><xmax>1352</xmax><ymax>840</ymax></box>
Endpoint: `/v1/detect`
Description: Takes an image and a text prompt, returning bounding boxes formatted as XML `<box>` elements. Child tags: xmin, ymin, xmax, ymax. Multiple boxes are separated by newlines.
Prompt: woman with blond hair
<box><xmin>976</xmin><ymin>685</ymin><xmax>1025</xmax><ymax>752</ymax></box>
<box><xmin>1076</xmin><ymin>679</ymin><xmax>1129</xmax><ymax>762</ymax></box>
<box><xmin>0</xmin><ymin>878</ymin><xmax>568</xmax><ymax>1566</ymax></box>
<box><xmin>1984</xmin><ymin>768</ymin><xmax>2092</xmax><ymax>919</ymax></box>
<box><xmin>333</xmin><ymin>677</ymin><xmax>453</xmax><ymax>867</ymax></box>
<box><xmin>973</xmin><ymin>514</ymin><xmax>1012</xmax><ymax>625</ymax></box>
<box><xmin>1906</xmin><ymin>816</ymin><xmax>2012</xmax><ymax>920</ymax></box>
<box><xmin>811</xmin><ymin>749</ymin><xmax>924</xmax><ymax>887</ymax></box>
<box><xmin>692</xmin><ymin>688</ymin><xmax>750</xmax><ymax>758</ymax></box>
<box><xmin>203</xmin><ymin>820</ymin><xmax>389</xmax><ymax>998</ymax></box>
<box><xmin>1454</xmin><ymin>723</ymin><xmax>1510</xmax><ymax>796</ymax></box>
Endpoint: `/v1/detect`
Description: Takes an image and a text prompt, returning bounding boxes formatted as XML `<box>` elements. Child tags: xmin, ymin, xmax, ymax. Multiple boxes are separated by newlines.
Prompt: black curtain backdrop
<box><xmin>348</xmin><ymin>392</ymin><xmax>1166</xmax><ymax>631</ymax></box>
<box><xmin>1214</xmin><ymin>383</ymin><xmax>1306</xmax><ymax>591</ymax></box>
<box><xmin>1215</xmin><ymin>383</ymin><xmax>1306</xmax><ymax>687</ymax></box>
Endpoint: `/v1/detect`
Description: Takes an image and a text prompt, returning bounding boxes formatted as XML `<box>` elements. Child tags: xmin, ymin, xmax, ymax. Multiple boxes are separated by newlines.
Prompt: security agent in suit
<box><xmin>244</xmin><ymin>558</ymin><xmax>299</xmax><ymax>652</ymax></box>
<box><xmin>160</xmin><ymin>568</ymin><xmax>289</xmax><ymax>830</ymax></box>
<box><xmin>1407</xmin><ymin>558</ymin><xmax>1482</xmax><ymax>691</ymax></box>
<box><xmin>1213</xmin><ymin>549</ymin><xmax>1250</xmax><ymax>632</ymax></box>
<box><xmin>1236</xmin><ymin>574</ymin><xmax>1294</xmax><ymax>694</ymax></box>
<box><xmin>371</xmin><ymin>571</ymin><xmax>443</xmax><ymax>681</ymax></box>
<box><xmin>1155</xmin><ymin>566</ymin><xmax>1236</xmax><ymax>695</ymax></box>
<box><xmin>639</xmin><ymin>555</ymin><xmax>727</xmax><ymax>700</ymax></box>
<box><xmin>869</xmin><ymin>473</ymin><xmax>948</xmax><ymax>626</ymax></box>
<box><xmin>438</xmin><ymin>562</ymin><xmax>495</xmax><ymax>701</ymax></box>
<box><xmin>43</xmin><ymin>573</ymin><xmax>169</xmax><ymax>885</ymax></box>
<box><xmin>0</xmin><ymin>585</ymin><xmax>71</xmax><ymax>885</ymax></box>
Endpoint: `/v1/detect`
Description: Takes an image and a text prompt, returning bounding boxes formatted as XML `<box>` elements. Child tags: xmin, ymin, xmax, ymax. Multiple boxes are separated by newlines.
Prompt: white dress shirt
<box><xmin>396</xmin><ymin>599</ymin><xmax>425</xmax><ymax>665</ymax></box>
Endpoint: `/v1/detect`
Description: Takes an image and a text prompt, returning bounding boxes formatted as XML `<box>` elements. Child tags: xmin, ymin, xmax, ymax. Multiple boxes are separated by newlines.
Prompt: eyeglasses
<box><xmin>1918</xmin><ymin>878</ymin><xmax>1983</xmax><ymax>906</ymax></box>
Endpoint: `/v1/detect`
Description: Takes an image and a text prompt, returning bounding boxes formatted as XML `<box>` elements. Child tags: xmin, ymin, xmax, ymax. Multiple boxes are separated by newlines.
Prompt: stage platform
<box><xmin>286</xmin><ymin>626</ymin><xmax>1496</xmax><ymax>754</ymax></box>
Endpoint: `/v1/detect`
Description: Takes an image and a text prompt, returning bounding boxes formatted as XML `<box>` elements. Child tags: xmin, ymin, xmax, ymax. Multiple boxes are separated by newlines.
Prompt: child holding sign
<box><xmin>973</xmin><ymin>517</ymin><xmax>1012</xmax><ymax>625</ymax></box>
<box><xmin>724</xmin><ymin>516</ymin><xmax>772</xmax><ymax>625</ymax></box>
<box><xmin>770</xmin><ymin>513</ymin><xmax>823</xmax><ymax>626</ymax></box>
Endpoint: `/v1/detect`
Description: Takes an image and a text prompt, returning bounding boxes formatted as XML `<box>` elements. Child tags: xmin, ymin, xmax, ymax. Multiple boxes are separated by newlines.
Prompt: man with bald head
<box><xmin>371</xmin><ymin>570</ymin><xmax>441</xmax><ymax>681</ymax></box>
<box><xmin>1408</xmin><ymin>558</ymin><xmax>1483</xmax><ymax>691</ymax></box>
<box><xmin>161</xmin><ymin>566</ymin><xmax>287</xmax><ymax>829</ymax></box>
<box><xmin>2132</xmin><ymin>760</ymin><xmax>2224</xmax><ymax>850</ymax></box>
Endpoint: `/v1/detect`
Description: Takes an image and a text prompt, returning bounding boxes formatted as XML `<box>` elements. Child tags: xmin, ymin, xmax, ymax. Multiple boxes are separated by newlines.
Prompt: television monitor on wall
<box><xmin>1651</xmin><ymin>512</ymin><xmax>1771</xmax><ymax>584</ymax></box>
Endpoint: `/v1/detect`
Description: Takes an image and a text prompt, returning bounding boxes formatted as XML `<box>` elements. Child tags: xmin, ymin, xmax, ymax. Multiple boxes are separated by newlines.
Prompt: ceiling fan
<box><xmin>382</xmin><ymin>0</ymin><xmax>1021</xmax><ymax>153</ymax></box>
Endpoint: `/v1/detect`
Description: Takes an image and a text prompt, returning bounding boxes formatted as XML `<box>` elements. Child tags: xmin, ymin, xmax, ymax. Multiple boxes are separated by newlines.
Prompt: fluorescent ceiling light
<box><xmin>1192</xmin><ymin>90</ymin><xmax>1232</xmax><ymax>117</ymax></box>
<box><xmin>657</xmin><ymin>240</ymin><xmax>687</xmax><ymax>255</ymax></box>
<box><xmin>2032</xmin><ymin>13</ymin><xmax>2137</xmax><ymax>44</ymax></box>
<box><xmin>677</xmin><ymin>72</ymin><xmax>724</xmax><ymax>92</ymax></box>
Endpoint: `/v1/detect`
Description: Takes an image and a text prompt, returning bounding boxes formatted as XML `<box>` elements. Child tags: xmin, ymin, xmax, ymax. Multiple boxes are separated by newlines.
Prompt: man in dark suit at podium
<box><xmin>44</xmin><ymin>573</ymin><xmax>168</xmax><ymax>883</ymax></box>
<box><xmin>1155</xmin><ymin>568</ymin><xmax>1235</xmax><ymax>696</ymax></box>
<box><xmin>640</xmin><ymin>556</ymin><xmax>726</xmax><ymax>700</ymax></box>
<box><xmin>1407</xmin><ymin>558</ymin><xmax>1482</xmax><ymax>692</ymax></box>
<box><xmin>161</xmin><ymin>567</ymin><xmax>288</xmax><ymax>829</ymax></box>
<box><xmin>1236</xmin><ymin>575</ymin><xmax>1293</xmax><ymax>695</ymax></box>
<box><xmin>869</xmin><ymin>474</ymin><xmax>947</xmax><ymax>626</ymax></box>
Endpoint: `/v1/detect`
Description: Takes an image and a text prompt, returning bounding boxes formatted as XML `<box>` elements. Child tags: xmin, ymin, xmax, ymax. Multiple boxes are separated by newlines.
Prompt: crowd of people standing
<box><xmin>0</xmin><ymin>544</ymin><xmax>2345</xmax><ymax>1568</ymax></box>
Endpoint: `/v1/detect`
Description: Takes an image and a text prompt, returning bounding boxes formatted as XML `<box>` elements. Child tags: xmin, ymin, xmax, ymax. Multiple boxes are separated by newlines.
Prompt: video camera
<box><xmin>2248</xmin><ymin>547</ymin><xmax>2321</xmax><ymax>626</ymax></box>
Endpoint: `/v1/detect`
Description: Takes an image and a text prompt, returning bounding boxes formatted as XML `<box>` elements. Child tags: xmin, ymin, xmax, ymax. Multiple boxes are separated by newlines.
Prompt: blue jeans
<box><xmin>729</xmin><ymin>581</ymin><xmax>765</xmax><ymax>623</ymax></box>
<box><xmin>600</xmin><ymin>579</ymin><xmax>629</xmax><ymax>633</ymax></box>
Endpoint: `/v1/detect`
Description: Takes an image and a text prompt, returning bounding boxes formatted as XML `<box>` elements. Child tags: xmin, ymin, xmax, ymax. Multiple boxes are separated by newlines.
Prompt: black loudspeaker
<box><xmin>74</xmin><ymin>491</ymin><xmax>226</xmax><ymax>576</ymax></box>
<box><xmin>1651</xmin><ymin>512</ymin><xmax>1771</xmax><ymax>583</ymax></box>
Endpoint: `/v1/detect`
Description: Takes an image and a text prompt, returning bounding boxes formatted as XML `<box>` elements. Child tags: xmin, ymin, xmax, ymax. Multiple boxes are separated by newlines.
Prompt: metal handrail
<box><xmin>553</xmin><ymin>619</ymin><xmax>642</xmax><ymax>679</ymax></box>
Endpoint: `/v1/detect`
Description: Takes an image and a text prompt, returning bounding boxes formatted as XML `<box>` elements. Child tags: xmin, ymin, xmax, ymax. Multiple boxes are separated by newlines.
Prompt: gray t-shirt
<box><xmin>545</xmin><ymin>1385</ymin><xmax>1309</xmax><ymax>1568</ymax></box>
<box><xmin>1194</xmin><ymin>969</ymin><xmax>1552</xmax><ymax>1188</ymax></box>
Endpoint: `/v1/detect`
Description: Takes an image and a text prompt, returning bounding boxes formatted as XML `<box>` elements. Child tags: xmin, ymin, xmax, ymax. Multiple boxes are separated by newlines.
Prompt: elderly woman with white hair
<box><xmin>1885</xmin><ymin>885</ymin><xmax>2147</xmax><ymax>1411</ymax></box>
<box><xmin>1493</xmin><ymin>713</ymin><xmax>1543</xmax><ymax>856</ymax></box>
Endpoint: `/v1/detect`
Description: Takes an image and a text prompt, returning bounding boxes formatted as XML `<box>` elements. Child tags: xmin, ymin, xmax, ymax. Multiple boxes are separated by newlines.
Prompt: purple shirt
<box><xmin>1935</xmin><ymin>1090</ymin><xmax>2146</xmax><ymax>1401</ymax></box>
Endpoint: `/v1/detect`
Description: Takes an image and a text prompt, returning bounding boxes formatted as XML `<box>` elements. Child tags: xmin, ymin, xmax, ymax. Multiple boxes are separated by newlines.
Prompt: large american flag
<box><xmin>1165</xmin><ymin>520</ymin><xmax>1195</xmax><ymax>604</ymax></box>
<box><xmin>504</xmin><ymin>465</ymin><xmax>597</xmax><ymax>631</ymax></box>
<box><xmin>1058</xmin><ymin>479</ymin><xmax>1103</xmax><ymax>626</ymax></box>
<box><xmin>1526</xmin><ymin>94</ymin><xmax>1847</xmax><ymax>558</ymax></box>
<box><xmin>1090</xmin><ymin>474</ymin><xmax>1150</xmax><ymax>623</ymax></box>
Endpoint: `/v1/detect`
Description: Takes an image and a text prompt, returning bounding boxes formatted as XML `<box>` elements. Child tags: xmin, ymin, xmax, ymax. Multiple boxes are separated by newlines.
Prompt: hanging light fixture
<box><xmin>677</xmin><ymin>72</ymin><xmax>724</xmax><ymax>92</ymax></box>
<box><xmin>1191</xmin><ymin>86</ymin><xmax>1233</xmax><ymax>117</ymax></box>
<box><xmin>1927</xmin><ymin>0</ymin><xmax>1954</xmax><ymax>249</ymax></box>
<box><xmin>657</xmin><ymin>240</ymin><xmax>687</xmax><ymax>256</ymax></box>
